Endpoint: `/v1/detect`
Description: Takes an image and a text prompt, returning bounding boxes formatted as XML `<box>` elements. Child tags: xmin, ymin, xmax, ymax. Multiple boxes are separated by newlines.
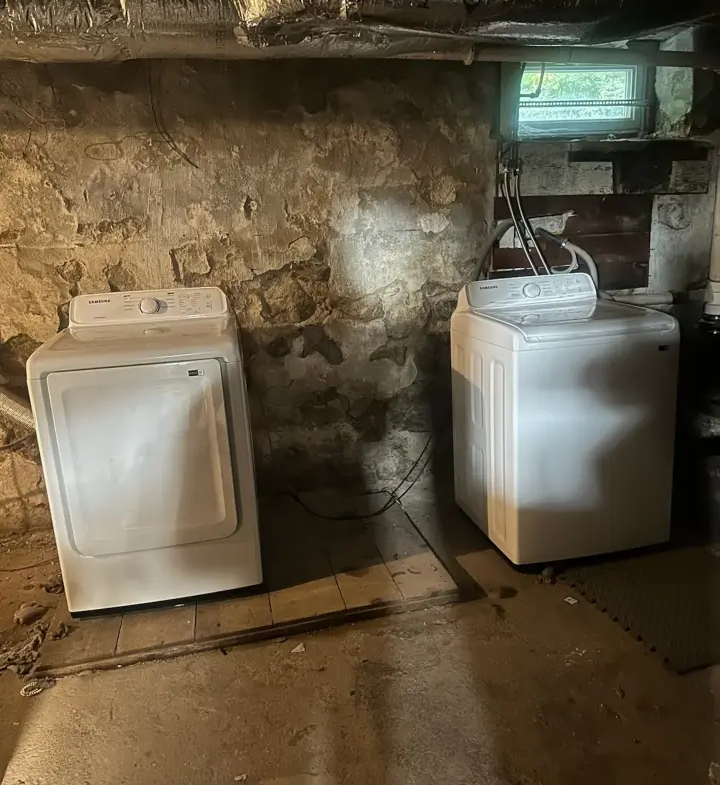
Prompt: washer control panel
<box><xmin>465</xmin><ymin>273</ymin><xmax>596</xmax><ymax>310</ymax></box>
<box><xmin>69</xmin><ymin>287</ymin><xmax>229</xmax><ymax>326</ymax></box>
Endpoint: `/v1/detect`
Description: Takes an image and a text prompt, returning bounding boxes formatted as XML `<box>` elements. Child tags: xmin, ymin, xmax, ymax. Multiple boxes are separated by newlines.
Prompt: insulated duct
<box><xmin>0</xmin><ymin>388</ymin><xmax>35</xmax><ymax>431</ymax></box>
<box><xmin>0</xmin><ymin>0</ymin><xmax>717</xmax><ymax>63</ymax></box>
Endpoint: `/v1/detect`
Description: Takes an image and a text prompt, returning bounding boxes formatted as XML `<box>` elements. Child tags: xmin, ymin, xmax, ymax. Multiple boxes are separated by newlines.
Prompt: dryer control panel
<box><xmin>69</xmin><ymin>287</ymin><xmax>229</xmax><ymax>327</ymax></box>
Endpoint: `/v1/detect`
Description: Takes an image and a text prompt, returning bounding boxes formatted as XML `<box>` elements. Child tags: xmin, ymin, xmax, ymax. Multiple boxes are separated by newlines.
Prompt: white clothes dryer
<box><xmin>27</xmin><ymin>287</ymin><xmax>261</xmax><ymax>613</ymax></box>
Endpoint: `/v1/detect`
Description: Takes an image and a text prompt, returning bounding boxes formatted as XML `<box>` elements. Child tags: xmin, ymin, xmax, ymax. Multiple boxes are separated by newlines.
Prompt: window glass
<box><xmin>518</xmin><ymin>64</ymin><xmax>646</xmax><ymax>139</ymax></box>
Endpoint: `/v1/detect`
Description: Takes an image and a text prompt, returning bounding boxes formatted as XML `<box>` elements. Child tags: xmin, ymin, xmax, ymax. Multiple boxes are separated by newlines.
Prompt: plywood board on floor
<box><xmin>37</xmin><ymin>599</ymin><xmax>122</xmax><ymax>672</ymax></box>
<box><xmin>385</xmin><ymin>552</ymin><xmax>456</xmax><ymax>599</ymax></box>
<box><xmin>334</xmin><ymin>564</ymin><xmax>403</xmax><ymax>609</ymax></box>
<box><xmin>261</xmin><ymin>497</ymin><xmax>338</xmax><ymax>592</ymax></box>
<box><xmin>365</xmin><ymin>505</ymin><xmax>455</xmax><ymax>600</ymax></box>
<box><xmin>116</xmin><ymin>605</ymin><xmax>196</xmax><ymax>655</ymax></box>
<box><xmin>196</xmin><ymin>594</ymin><xmax>273</xmax><ymax>642</ymax></box>
<box><xmin>270</xmin><ymin>577</ymin><xmax>346</xmax><ymax>624</ymax></box>
<box><xmin>325</xmin><ymin>519</ymin><xmax>403</xmax><ymax>609</ymax></box>
<box><xmin>34</xmin><ymin>495</ymin><xmax>463</xmax><ymax>677</ymax></box>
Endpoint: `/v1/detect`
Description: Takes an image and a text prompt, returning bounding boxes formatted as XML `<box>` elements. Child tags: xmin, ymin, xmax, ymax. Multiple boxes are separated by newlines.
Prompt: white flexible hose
<box><xmin>0</xmin><ymin>388</ymin><xmax>34</xmax><ymax>430</ymax></box>
<box><xmin>551</xmin><ymin>245</ymin><xmax>578</xmax><ymax>275</ymax></box>
<box><xmin>538</xmin><ymin>232</ymin><xmax>673</xmax><ymax>306</ymax></box>
<box><xmin>564</xmin><ymin>241</ymin><xmax>599</xmax><ymax>289</ymax></box>
<box><xmin>472</xmin><ymin>219</ymin><xmax>515</xmax><ymax>280</ymax></box>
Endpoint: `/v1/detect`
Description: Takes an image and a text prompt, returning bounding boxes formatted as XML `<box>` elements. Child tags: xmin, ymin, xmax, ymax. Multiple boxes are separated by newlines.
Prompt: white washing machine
<box><xmin>451</xmin><ymin>273</ymin><xmax>679</xmax><ymax>565</ymax></box>
<box><xmin>27</xmin><ymin>287</ymin><xmax>261</xmax><ymax>613</ymax></box>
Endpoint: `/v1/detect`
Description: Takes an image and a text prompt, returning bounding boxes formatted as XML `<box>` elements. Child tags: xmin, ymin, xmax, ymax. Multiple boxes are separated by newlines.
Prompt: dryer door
<box><xmin>46</xmin><ymin>358</ymin><xmax>238</xmax><ymax>557</ymax></box>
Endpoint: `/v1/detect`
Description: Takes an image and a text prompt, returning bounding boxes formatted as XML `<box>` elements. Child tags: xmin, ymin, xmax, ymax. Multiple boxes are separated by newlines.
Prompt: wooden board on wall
<box><xmin>492</xmin><ymin>193</ymin><xmax>653</xmax><ymax>289</ymax></box>
<box><xmin>568</xmin><ymin>140</ymin><xmax>713</xmax><ymax>194</ymax></box>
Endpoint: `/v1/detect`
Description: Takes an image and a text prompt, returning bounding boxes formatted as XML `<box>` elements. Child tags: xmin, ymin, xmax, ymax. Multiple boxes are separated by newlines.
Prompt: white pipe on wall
<box><xmin>609</xmin><ymin>292</ymin><xmax>674</xmax><ymax>305</ymax></box>
<box><xmin>709</xmin><ymin>151</ymin><xmax>720</xmax><ymax>283</ymax></box>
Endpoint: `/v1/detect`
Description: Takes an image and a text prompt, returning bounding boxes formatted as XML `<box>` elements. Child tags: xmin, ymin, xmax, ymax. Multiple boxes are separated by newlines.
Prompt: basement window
<box><xmin>517</xmin><ymin>64</ymin><xmax>651</xmax><ymax>140</ymax></box>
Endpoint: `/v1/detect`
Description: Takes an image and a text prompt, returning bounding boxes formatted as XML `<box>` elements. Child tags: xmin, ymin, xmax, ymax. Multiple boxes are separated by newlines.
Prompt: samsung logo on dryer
<box><xmin>88</xmin><ymin>298</ymin><xmax>111</xmax><ymax>304</ymax></box>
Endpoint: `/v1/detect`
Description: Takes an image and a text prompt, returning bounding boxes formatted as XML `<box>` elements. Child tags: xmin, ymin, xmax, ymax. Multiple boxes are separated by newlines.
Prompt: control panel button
<box><xmin>522</xmin><ymin>283</ymin><xmax>541</xmax><ymax>299</ymax></box>
<box><xmin>139</xmin><ymin>297</ymin><xmax>161</xmax><ymax>315</ymax></box>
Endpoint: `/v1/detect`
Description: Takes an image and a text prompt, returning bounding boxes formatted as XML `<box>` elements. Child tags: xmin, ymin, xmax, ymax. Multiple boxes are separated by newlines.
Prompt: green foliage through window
<box><xmin>517</xmin><ymin>64</ymin><xmax>646</xmax><ymax>139</ymax></box>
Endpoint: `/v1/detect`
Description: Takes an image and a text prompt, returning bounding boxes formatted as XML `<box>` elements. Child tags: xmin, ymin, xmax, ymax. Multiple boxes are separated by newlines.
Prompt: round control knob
<box><xmin>139</xmin><ymin>297</ymin><xmax>161</xmax><ymax>315</ymax></box>
<box><xmin>523</xmin><ymin>283</ymin><xmax>541</xmax><ymax>299</ymax></box>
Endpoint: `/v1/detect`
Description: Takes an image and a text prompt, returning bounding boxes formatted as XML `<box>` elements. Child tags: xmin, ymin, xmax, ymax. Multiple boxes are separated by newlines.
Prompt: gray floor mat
<box><xmin>561</xmin><ymin>547</ymin><xmax>720</xmax><ymax>673</ymax></box>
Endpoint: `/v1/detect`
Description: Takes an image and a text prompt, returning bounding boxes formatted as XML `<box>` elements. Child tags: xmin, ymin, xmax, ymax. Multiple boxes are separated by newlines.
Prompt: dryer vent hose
<box><xmin>0</xmin><ymin>388</ymin><xmax>35</xmax><ymax>431</ymax></box>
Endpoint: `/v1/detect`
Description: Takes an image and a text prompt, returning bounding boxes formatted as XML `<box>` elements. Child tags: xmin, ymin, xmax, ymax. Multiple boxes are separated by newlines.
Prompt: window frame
<box><xmin>514</xmin><ymin>63</ymin><xmax>654</xmax><ymax>141</ymax></box>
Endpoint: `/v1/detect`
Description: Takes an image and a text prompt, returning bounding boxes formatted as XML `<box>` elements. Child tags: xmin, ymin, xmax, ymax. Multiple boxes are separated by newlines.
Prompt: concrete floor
<box><xmin>0</xmin><ymin>553</ymin><xmax>717</xmax><ymax>785</ymax></box>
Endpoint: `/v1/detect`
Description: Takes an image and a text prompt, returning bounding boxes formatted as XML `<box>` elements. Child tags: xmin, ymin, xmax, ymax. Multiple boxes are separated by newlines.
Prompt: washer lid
<box><xmin>487</xmin><ymin>299</ymin><xmax>677</xmax><ymax>343</ymax></box>
<box><xmin>453</xmin><ymin>274</ymin><xmax>678</xmax><ymax>349</ymax></box>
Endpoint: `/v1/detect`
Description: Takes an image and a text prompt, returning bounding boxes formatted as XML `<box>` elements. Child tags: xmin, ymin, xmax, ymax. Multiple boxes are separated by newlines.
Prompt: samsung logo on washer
<box><xmin>88</xmin><ymin>299</ymin><xmax>111</xmax><ymax>304</ymax></box>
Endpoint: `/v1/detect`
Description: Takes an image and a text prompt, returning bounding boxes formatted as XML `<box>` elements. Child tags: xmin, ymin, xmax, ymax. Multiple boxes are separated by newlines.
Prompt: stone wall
<box><xmin>0</xmin><ymin>59</ymin><xmax>497</xmax><ymax>529</ymax></box>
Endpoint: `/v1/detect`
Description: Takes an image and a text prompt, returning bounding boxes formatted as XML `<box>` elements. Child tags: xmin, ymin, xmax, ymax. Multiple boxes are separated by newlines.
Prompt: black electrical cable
<box><xmin>519</xmin><ymin>63</ymin><xmax>546</xmax><ymax>100</ymax></box>
<box><xmin>0</xmin><ymin>433</ymin><xmax>35</xmax><ymax>452</ymax></box>
<box><xmin>389</xmin><ymin>434</ymin><xmax>432</xmax><ymax>495</ymax></box>
<box><xmin>0</xmin><ymin>557</ymin><xmax>54</xmax><ymax>573</ymax></box>
<box><xmin>147</xmin><ymin>62</ymin><xmax>200</xmax><ymax>170</ymax></box>
<box><xmin>395</xmin><ymin>449</ymin><xmax>434</xmax><ymax>502</ymax></box>
<box><xmin>535</xmin><ymin>227</ymin><xmax>563</xmax><ymax>246</ymax></box>
<box><xmin>290</xmin><ymin>434</ymin><xmax>433</xmax><ymax>521</ymax></box>
<box><xmin>254</xmin><ymin>369</ymin><xmax>436</xmax><ymax>522</ymax></box>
